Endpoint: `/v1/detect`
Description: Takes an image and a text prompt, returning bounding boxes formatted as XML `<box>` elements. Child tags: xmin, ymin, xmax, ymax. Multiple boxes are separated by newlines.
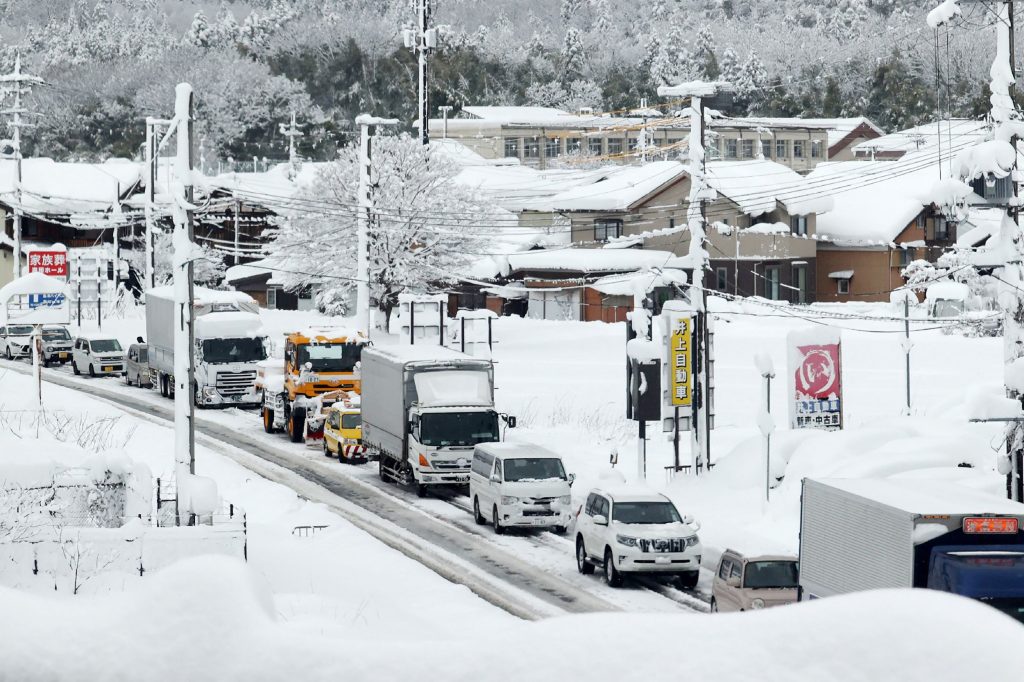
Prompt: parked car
<box><xmin>71</xmin><ymin>335</ymin><xmax>125</xmax><ymax>377</ymax></box>
<box><xmin>575</xmin><ymin>487</ymin><xmax>701</xmax><ymax>589</ymax></box>
<box><xmin>40</xmin><ymin>325</ymin><xmax>73</xmax><ymax>366</ymax></box>
<box><xmin>0</xmin><ymin>324</ymin><xmax>34</xmax><ymax>360</ymax></box>
<box><xmin>710</xmin><ymin>550</ymin><xmax>799</xmax><ymax>612</ymax></box>
<box><xmin>125</xmin><ymin>341</ymin><xmax>151</xmax><ymax>388</ymax></box>
<box><xmin>470</xmin><ymin>442</ymin><xmax>574</xmax><ymax>535</ymax></box>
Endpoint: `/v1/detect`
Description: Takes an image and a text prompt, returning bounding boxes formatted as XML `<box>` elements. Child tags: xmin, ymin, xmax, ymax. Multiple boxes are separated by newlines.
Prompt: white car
<box><xmin>575</xmin><ymin>487</ymin><xmax>702</xmax><ymax>589</ymax></box>
<box><xmin>0</xmin><ymin>324</ymin><xmax>34</xmax><ymax>360</ymax></box>
<box><xmin>469</xmin><ymin>442</ymin><xmax>574</xmax><ymax>535</ymax></box>
<box><xmin>71</xmin><ymin>335</ymin><xmax>125</xmax><ymax>377</ymax></box>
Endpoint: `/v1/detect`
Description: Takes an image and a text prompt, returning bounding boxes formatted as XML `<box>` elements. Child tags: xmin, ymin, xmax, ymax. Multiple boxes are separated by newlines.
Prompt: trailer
<box><xmin>799</xmin><ymin>477</ymin><xmax>1024</xmax><ymax>622</ymax></box>
<box><xmin>145</xmin><ymin>286</ymin><xmax>267</xmax><ymax>407</ymax></box>
<box><xmin>361</xmin><ymin>344</ymin><xmax>513</xmax><ymax>497</ymax></box>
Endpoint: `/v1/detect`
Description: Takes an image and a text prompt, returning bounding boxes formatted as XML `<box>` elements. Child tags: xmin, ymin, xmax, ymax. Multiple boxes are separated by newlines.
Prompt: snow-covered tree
<box><xmin>267</xmin><ymin>134</ymin><xmax>503</xmax><ymax>324</ymax></box>
<box><xmin>560</xmin><ymin>27</ymin><xmax>587</xmax><ymax>82</ymax></box>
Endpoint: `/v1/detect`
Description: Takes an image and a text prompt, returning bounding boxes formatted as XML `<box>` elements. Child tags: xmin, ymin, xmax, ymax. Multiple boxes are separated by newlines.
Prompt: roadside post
<box><xmin>0</xmin><ymin>272</ymin><xmax>71</xmax><ymax>407</ymax></box>
<box><xmin>755</xmin><ymin>352</ymin><xmax>776</xmax><ymax>510</ymax></box>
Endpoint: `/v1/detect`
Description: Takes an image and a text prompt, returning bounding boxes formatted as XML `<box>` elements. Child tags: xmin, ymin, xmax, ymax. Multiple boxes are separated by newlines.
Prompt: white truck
<box><xmin>145</xmin><ymin>286</ymin><xmax>268</xmax><ymax>407</ymax></box>
<box><xmin>800</xmin><ymin>478</ymin><xmax>1024</xmax><ymax>623</ymax></box>
<box><xmin>362</xmin><ymin>344</ymin><xmax>514</xmax><ymax>497</ymax></box>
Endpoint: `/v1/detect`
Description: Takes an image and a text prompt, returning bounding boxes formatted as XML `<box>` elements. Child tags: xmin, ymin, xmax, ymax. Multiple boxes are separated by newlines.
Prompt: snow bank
<box><xmin>925</xmin><ymin>281</ymin><xmax>970</xmax><ymax>302</ymax></box>
<box><xmin>955</xmin><ymin>139</ymin><xmax>1016</xmax><ymax>180</ymax></box>
<box><xmin>927</xmin><ymin>0</ymin><xmax>962</xmax><ymax>27</ymax></box>
<box><xmin>1</xmin><ymin>559</ymin><xmax>1021</xmax><ymax>682</ymax></box>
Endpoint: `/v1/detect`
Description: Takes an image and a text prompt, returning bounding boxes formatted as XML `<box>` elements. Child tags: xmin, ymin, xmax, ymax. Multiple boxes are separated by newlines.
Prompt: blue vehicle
<box><xmin>928</xmin><ymin>546</ymin><xmax>1024</xmax><ymax>621</ymax></box>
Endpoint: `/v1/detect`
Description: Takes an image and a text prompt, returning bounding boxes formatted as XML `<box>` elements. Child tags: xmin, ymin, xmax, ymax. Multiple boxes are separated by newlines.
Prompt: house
<box><xmin>808</xmin><ymin>153</ymin><xmax>964</xmax><ymax>302</ymax></box>
<box><xmin>428</xmin><ymin>106</ymin><xmax>838</xmax><ymax>173</ymax></box>
<box><xmin>852</xmin><ymin>119</ymin><xmax>988</xmax><ymax>161</ymax></box>
<box><xmin>223</xmin><ymin>257</ymin><xmax>327</xmax><ymax>310</ymax></box>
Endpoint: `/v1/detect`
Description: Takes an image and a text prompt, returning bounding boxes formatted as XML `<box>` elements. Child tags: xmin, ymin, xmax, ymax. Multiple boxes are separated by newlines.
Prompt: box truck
<box><xmin>145</xmin><ymin>286</ymin><xmax>267</xmax><ymax>407</ymax></box>
<box><xmin>361</xmin><ymin>344</ymin><xmax>513</xmax><ymax>496</ymax></box>
<box><xmin>799</xmin><ymin>477</ymin><xmax>1024</xmax><ymax>622</ymax></box>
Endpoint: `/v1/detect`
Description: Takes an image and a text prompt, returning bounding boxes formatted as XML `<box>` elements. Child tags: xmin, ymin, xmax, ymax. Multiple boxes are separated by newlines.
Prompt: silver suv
<box><xmin>575</xmin><ymin>487</ymin><xmax>701</xmax><ymax>589</ymax></box>
<box><xmin>710</xmin><ymin>550</ymin><xmax>799</xmax><ymax>612</ymax></box>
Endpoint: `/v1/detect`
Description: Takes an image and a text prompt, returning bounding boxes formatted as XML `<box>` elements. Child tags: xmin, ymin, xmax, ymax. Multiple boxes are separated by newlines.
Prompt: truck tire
<box><xmin>416</xmin><ymin>484</ymin><xmax>427</xmax><ymax>498</ymax></box>
<box><xmin>576</xmin><ymin>536</ymin><xmax>594</xmax><ymax>575</ymax></box>
<box><xmin>159</xmin><ymin>374</ymin><xmax>167</xmax><ymax>397</ymax></box>
<box><xmin>604</xmin><ymin>548</ymin><xmax>623</xmax><ymax>588</ymax></box>
<box><xmin>492</xmin><ymin>505</ymin><xmax>505</xmax><ymax>535</ymax></box>
<box><xmin>262</xmin><ymin>407</ymin><xmax>276</xmax><ymax>434</ymax></box>
<box><xmin>378</xmin><ymin>458</ymin><xmax>392</xmax><ymax>483</ymax></box>
<box><xmin>288</xmin><ymin>407</ymin><xmax>306</xmax><ymax>443</ymax></box>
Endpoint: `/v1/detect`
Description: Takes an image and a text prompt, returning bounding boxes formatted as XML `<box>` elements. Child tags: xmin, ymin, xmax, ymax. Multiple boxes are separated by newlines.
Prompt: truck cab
<box><xmin>927</xmin><ymin>546</ymin><xmax>1024</xmax><ymax>623</ymax></box>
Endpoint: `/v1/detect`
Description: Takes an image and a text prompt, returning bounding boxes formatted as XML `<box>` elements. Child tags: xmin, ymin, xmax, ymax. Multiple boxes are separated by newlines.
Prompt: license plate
<box><xmin>102</xmin><ymin>366</ymin><xmax>113</xmax><ymax>372</ymax></box>
<box><xmin>453</xmin><ymin>475</ymin><xmax>469</xmax><ymax>483</ymax></box>
<box><xmin>59</xmin><ymin>353</ymin><xmax>68</xmax><ymax>359</ymax></box>
<box><xmin>655</xmin><ymin>556</ymin><xmax>671</xmax><ymax>565</ymax></box>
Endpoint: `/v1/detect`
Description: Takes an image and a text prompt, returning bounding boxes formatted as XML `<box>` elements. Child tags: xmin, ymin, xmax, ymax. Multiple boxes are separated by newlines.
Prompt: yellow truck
<box><xmin>260</xmin><ymin>327</ymin><xmax>368</xmax><ymax>442</ymax></box>
<box><xmin>320</xmin><ymin>392</ymin><xmax>367</xmax><ymax>463</ymax></box>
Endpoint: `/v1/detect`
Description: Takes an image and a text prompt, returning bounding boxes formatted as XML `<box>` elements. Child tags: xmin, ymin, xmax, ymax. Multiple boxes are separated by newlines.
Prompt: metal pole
<box><xmin>765</xmin><ymin>374</ymin><xmax>771</xmax><ymax>504</ymax></box>
<box><xmin>439</xmin><ymin>105</ymin><xmax>452</xmax><ymax>139</ymax></box>
<box><xmin>11</xmin><ymin>57</ymin><xmax>23</xmax><ymax>278</ymax></box>
<box><xmin>32</xmin><ymin>323</ymin><xmax>41</xmax><ymax>406</ymax></box>
<box><xmin>418</xmin><ymin>0</ymin><xmax>431</xmax><ymax>145</ymax></box>
<box><xmin>904</xmin><ymin>295</ymin><xmax>911</xmax><ymax>413</ymax></box>
<box><xmin>637</xmin><ymin>418</ymin><xmax>646</xmax><ymax>481</ymax></box>
<box><xmin>357</xmin><ymin>121</ymin><xmax>374</xmax><ymax>336</ymax></box>
<box><xmin>233</xmin><ymin>195</ymin><xmax>241</xmax><ymax>266</ymax></box>
<box><xmin>144</xmin><ymin>120</ymin><xmax>157</xmax><ymax>290</ymax></box>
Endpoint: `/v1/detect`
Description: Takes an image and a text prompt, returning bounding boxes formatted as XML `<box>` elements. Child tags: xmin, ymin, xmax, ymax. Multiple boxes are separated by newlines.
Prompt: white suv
<box><xmin>575</xmin><ymin>488</ymin><xmax>702</xmax><ymax>589</ymax></box>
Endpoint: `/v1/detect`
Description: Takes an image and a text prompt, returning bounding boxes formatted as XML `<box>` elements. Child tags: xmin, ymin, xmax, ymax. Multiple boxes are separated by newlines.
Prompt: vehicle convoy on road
<box><xmin>711</xmin><ymin>550</ymin><xmax>799</xmax><ymax>612</ymax></box>
<box><xmin>40</xmin><ymin>325</ymin><xmax>72</xmax><ymax>366</ymax></box>
<box><xmin>261</xmin><ymin>327</ymin><xmax>368</xmax><ymax>442</ymax></box>
<box><xmin>575</xmin><ymin>487</ymin><xmax>702</xmax><ymax>589</ymax></box>
<box><xmin>72</xmin><ymin>334</ymin><xmax>124</xmax><ymax>377</ymax></box>
<box><xmin>320</xmin><ymin>391</ymin><xmax>366</xmax><ymax>463</ymax></box>
<box><xmin>0</xmin><ymin>324</ymin><xmax>33</xmax><ymax>359</ymax></box>
<box><xmin>146</xmin><ymin>286</ymin><xmax>267</xmax><ymax>407</ymax></box>
<box><xmin>470</xmin><ymin>442</ymin><xmax>574</xmax><ymax>535</ymax></box>
<box><xmin>800</xmin><ymin>478</ymin><xmax>1024</xmax><ymax>622</ymax></box>
<box><xmin>361</xmin><ymin>344</ymin><xmax>513</xmax><ymax>497</ymax></box>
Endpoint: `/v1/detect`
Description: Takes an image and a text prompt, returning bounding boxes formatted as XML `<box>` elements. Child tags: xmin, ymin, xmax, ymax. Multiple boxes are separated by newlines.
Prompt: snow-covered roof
<box><xmin>431</xmin><ymin>138</ymin><xmax>520</xmax><ymax>167</ymax></box>
<box><xmin>475</xmin><ymin>441</ymin><xmax>563</xmax><ymax>460</ymax></box>
<box><xmin>507</xmin><ymin>247</ymin><xmax>677</xmax><ymax>274</ymax></box>
<box><xmin>146</xmin><ymin>286</ymin><xmax>256</xmax><ymax>306</ymax></box>
<box><xmin>459</xmin><ymin>106</ymin><xmax>580</xmax><ymax>125</ymax></box>
<box><xmin>814</xmin><ymin>477</ymin><xmax>1024</xmax><ymax>516</ymax></box>
<box><xmin>742</xmin><ymin>117</ymin><xmax>883</xmax><ymax>148</ymax></box>
<box><xmin>366</xmin><ymin>343</ymin><xmax>489</xmax><ymax>364</ymax></box>
<box><xmin>0</xmin><ymin>272</ymin><xmax>69</xmax><ymax>301</ymax></box>
<box><xmin>454</xmin><ymin>164</ymin><xmax>610</xmax><ymax>212</ymax></box>
<box><xmin>0</xmin><ymin>158</ymin><xmax>140</xmax><ymax>215</ymax></box>
<box><xmin>958</xmin><ymin>207</ymin><xmax>1004</xmax><ymax>248</ymax></box>
<box><xmin>852</xmin><ymin>119</ymin><xmax>989</xmax><ymax>158</ymax></box>
<box><xmin>206</xmin><ymin>162</ymin><xmax>328</xmax><ymax>214</ymax></box>
<box><xmin>827</xmin><ymin>270</ymin><xmax>854</xmax><ymax>279</ymax></box>
<box><xmin>706</xmin><ymin>159</ymin><xmax>826</xmax><ymax>216</ymax></box>
<box><xmin>548</xmin><ymin>161</ymin><xmax>686</xmax><ymax>212</ymax></box>
<box><xmin>925</xmin><ymin>281</ymin><xmax>970</xmax><ymax>301</ymax></box>
<box><xmin>225</xmin><ymin>258</ymin><xmax>283</xmax><ymax>286</ymax></box>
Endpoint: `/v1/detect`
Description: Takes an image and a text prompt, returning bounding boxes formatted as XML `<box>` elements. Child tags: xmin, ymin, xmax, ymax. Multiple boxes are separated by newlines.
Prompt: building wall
<box><xmin>707</xmin><ymin>257</ymin><xmax>817</xmax><ymax>303</ymax></box>
<box><xmin>815</xmin><ymin>248</ymin><xmax>893</xmax><ymax>302</ymax></box>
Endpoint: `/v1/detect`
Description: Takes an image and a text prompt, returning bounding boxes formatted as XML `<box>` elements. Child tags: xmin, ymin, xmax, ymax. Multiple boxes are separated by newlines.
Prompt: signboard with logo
<box><xmin>788</xmin><ymin>329</ymin><xmax>843</xmax><ymax>431</ymax></box>
<box><xmin>27</xmin><ymin>250</ymin><xmax>69</xmax><ymax>278</ymax></box>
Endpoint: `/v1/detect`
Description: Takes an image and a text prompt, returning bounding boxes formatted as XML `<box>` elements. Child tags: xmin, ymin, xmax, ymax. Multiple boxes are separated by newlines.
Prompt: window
<box><xmin>916</xmin><ymin>214</ymin><xmax>926</xmax><ymax>230</ymax></box>
<box><xmin>793</xmin><ymin>265</ymin><xmax>807</xmax><ymax>304</ymax></box>
<box><xmin>267</xmin><ymin>287</ymin><xmax>277</xmax><ymax>309</ymax></box>
<box><xmin>524</xmin><ymin>139</ymin><xmax>540</xmax><ymax>158</ymax></box>
<box><xmin>594</xmin><ymin>219</ymin><xmax>623</xmax><ymax>242</ymax></box>
<box><xmin>607</xmin><ymin>138</ymin><xmax>624</xmax><ymax>155</ymax></box>
<box><xmin>566</xmin><ymin>137</ymin><xmax>582</xmax><ymax>154</ymax></box>
<box><xmin>935</xmin><ymin>216</ymin><xmax>949</xmax><ymax>240</ymax></box>
<box><xmin>790</xmin><ymin>215</ymin><xmax>808</xmax><ymax>236</ymax></box>
<box><xmin>585</xmin><ymin>493</ymin><xmax>599</xmax><ymax>515</ymax></box>
<box><xmin>588</xmin><ymin>137</ymin><xmax>603</xmax><ymax>155</ymax></box>
<box><xmin>793</xmin><ymin>140</ymin><xmax>805</xmax><ymax>158</ymax></box>
<box><xmin>716</xmin><ymin>267</ymin><xmax>728</xmax><ymax>290</ymax></box>
<box><xmin>765</xmin><ymin>266</ymin><xmax>781</xmax><ymax>300</ymax></box>
<box><xmin>761</xmin><ymin>140</ymin><xmax>772</xmax><ymax>159</ymax></box>
<box><xmin>544</xmin><ymin>137</ymin><xmax>560</xmax><ymax>157</ymax></box>
<box><xmin>504</xmin><ymin>138</ymin><xmax>520</xmax><ymax>159</ymax></box>
<box><xmin>811</xmin><ymin>139</ymin><xmax>823</xmax><ymax>158</ymax></box>
<box><xmin>741</xmin><ymin>139</ymin><xmax>754</xmax><ymax>159</ymax></box>
<box><xmin>898</xmin><ymin>248</ymin><xmax>913</xmax><ymax>266</ymax></box>
<box><xmin>719</xmin><ymin>559</ymin><xmax>733</xmax><ymax>579</ymax></box>
<box><xmin>725</xmin><ymin>138</ymin><xmax>738</xmax><ymax>159</ymax></box>
<box><xmin>837</xmin><ymin>278</ymin><xmax>850</xmax><ymax>295</ymax></box>
<box><xmin>776</xmin><ymin>139</ymin><xmax>788</xmax><ymax>158</ymax></box>
<box><xmin>729</xmin><ymin>561</ymin><xmax>742</xmax><ymax>580</ymax></box>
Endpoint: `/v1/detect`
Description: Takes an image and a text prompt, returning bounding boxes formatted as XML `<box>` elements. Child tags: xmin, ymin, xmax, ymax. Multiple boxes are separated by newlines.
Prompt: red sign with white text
<box><xmin>27</xmin><ymin>250</ymin><xmax>68</xmax><ymax>278</ymax></box>
<box><xmin>792</xmin><ymin>342</ymin><xmax>843</xmax><ymax>430</ymax></box>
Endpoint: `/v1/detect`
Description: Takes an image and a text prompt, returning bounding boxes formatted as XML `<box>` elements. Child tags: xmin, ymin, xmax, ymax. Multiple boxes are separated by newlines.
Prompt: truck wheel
<box><xmin>288</xmin><ymin>407</ymin><xmax>305</xmax><ymax>443</ymax></box>
<box><xmin>553</xmin><ymin>525</ymin><xmax>567</xmax><ymax>535</ymax></box>
<box><xmin>473</xmin><ymin>497</ymin><xmax>486</xmax><ymax>525</ymax></box>
<box><xmin>88</xmin><ymin>364</ymin><xmax>95</xmax><ymax>377</ymax></box>
<box><xmin>262</xmin><ymin>407</ymin><xmax>276</xmax><ymax>434</ymax></box>
<box><xmin>72</xmin><ymin>360</ymin><xmax>80</xmax><ymax>376</ymax></box>
<box><xmin>416</xmin><ymin>484</ymin><xmax>428</xmax><ymax>498</ymax></box>
<box><xmin>492</xmin><ymin>506</ymin><xmax>505</xmax><ymax>535</ymax></box>
<box><xmin>604</xmin><ymin>548</ymin><xmax>623</xmax><ymax>588</ymax></box>
<box><xmin>378</xmin><ymin>459</ymin><xmax>392</xmax><ymax>483</ymax></box>
<box><xmin>576</xmin><ymin>536</ymin><xmax>594</xmax><ymax>575</ymax></box>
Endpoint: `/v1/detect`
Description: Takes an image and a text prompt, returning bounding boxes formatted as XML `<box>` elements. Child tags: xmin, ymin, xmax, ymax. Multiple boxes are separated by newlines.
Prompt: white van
<box><xmin>470</xmin><ymin>442</ymin><xmax>574</xmax><ymax>535</ymax></box>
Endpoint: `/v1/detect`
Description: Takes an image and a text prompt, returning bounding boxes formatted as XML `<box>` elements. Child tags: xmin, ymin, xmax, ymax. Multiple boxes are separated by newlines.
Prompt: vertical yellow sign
<box><xmin>670</xmin><ymin>318</ymin><xmax>692</xmax><ymax>407</ymax></box>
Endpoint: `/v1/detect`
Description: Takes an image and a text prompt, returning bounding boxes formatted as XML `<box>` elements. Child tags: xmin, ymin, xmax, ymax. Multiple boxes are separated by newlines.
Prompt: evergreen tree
<box><xmin>695</xmin><ymin>26</ymin><xmax>719</xmax><ymax>79</ymax></box>
<box><xmin>560</xmin><ymin>27</ymin><xmax>587</xmax><ymax>83</ymax></box>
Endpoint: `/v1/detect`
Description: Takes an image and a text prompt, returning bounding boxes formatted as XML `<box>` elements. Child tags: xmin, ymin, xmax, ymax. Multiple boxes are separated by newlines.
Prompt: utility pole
<box><xmin>438</xmin><ymin>105</ymin><xmax>453</xmax><ymax>139</ymax></box>
<box><xmin>402</xmin><ymin>0</ymin><xmax>439</xmax><ymax>144</ymax></box>
<box><xmin>279</xmin><ymin>111</ymin><xmax>303</xmax><ymax>172</ymax></box>
<box><xmin>144</xmin><ymin>118</ymin><xmax>169</xmax><ymax>290</ymax></box>
<box><xmin>355</xmin><ymin>115</ymin><xmax>398</xmax><ymax>337</ymax></box>
<box><xmin>0</xmin><ymin>56</ymin><xmax>42</xmax><ymax>278</ymax></box>
<box><xmin>903</xmin><ymin>294</ymin><xmax>913</xmax><ymax>414</ymax></box>
<box><xmin>233</xmin><ymin>194</ymin><xmax>241</xmax><ymax>266</ymax></box>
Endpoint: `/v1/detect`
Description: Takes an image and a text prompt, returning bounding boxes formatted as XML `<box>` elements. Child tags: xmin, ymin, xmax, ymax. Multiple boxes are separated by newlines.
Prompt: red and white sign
<box><xmin>27</xmin><ymin>250</ymin><xmax>68</xmax><ymax>278</ymax></box>
<box><xmin>788</xmin><ymin>329</ymin><xmax>843</xmax><ymax>431</ymax></box>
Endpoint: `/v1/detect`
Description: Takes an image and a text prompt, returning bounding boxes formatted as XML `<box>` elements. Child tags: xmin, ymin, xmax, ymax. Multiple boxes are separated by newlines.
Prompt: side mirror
<box><xmin>683</xmin><ymin>514</ymin><xmax>695</xmax><ymax>525</ymax></box>
<box><xmin>136</xmin><ymin>336</ymin><xmax>144</xmax><ymax>343</ymax></box>
<box><xmin>502</xmin><ymin>414</ymin><xmax>517</xmax><ymax>428</ymax></box>
<box><xmin>304</xmin><ymin>361</ymin><xmax>313</xmax><ymax>371</ymax></box>
<box><xmin>593</xmin><ymin>514</ymin><xmax>608</xmax><ymax>526</ymax></box>
<box><xmin>490</xmin><ymin>474</ymin><xmax>501</xmax><ymax>483</ymax></box>
<box><xmin>568</xmin><ymin>473</ymin><xmax>576</xmax><ymax>486</ymax></box>
<box><xmin>726</xmin><ymin>576</ymin><xmax>741</xmax><ymax>588</ymax></box>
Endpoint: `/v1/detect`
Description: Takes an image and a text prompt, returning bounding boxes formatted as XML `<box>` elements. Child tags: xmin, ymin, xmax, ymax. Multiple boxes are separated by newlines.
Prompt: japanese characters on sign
<box><xmin>669</xmin><ymin>317</ymin><xmax>692</xmax><ymax>408</ymax></box>
<box><xmin>27</xmin><ymin>250</ymin><xmax>69</xmax><ymax>278</ymax></box>
<box><xmin>789</xmin><ymin>335</ymin><xmax>843</xmax><ymax>431</ymax></box>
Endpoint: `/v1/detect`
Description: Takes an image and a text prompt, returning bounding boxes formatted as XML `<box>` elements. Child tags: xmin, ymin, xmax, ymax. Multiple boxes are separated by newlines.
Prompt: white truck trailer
<box><xmin>800</xmin><ymin>477</ymin><xmax>1024</xmax><ymax>622</ymax></box>
<box><xmin>145</xmin><ymin>286</ymin><xmax>268</xmax><ymax>407</ymax></box>
<box><xmin>361</xmin><ymin>344</ymin><xmax>514</xmax><ymax>497</ymax></box>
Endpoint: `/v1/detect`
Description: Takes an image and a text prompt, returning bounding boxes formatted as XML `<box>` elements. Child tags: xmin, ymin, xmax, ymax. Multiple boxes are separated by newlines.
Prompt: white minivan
<box><xmin>470</xmin><ymin>442</ymin><xmax>574</xmax><ymax>535</ymax></box>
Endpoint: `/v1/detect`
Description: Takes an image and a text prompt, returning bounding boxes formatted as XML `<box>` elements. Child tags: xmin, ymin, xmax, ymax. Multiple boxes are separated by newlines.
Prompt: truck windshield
<box><xmin>744</xmin><ymin>561</ymin><xmax>799</xmax><ymax>589</ymax></box>
<box><xmin>341</xmin><ymin>413</ymin><xmax>361</xmax><ymax>429</ymax></box>
<box><xmin>89</xmin><ymin>339</ymin><xmax>122</xmax><ymax>353</ymax></box>
<box><xmin>298</xmin><ymin>343</ymin><xmax>361</xmax><ymax>372</ymax></box>
<box><xmin>612</xmin><ymin>502</ymin><xmax>681</xmax><ymax>525</ymax></box>
<box><xmin>202</xmin><ymin>338</ymin><xmax>266</xmax><ymax>364</ymax></box>
<box><xmin>419</xmin><ymin>411</ymin><xmax>498</xmax><ymax>447</ymax></box>
<box><xmin>503</xmin><ymin>458</ymin><xmax>566</xmax><ymax>482</ymax></box>
<box><xmin>932</xmin><ymin>300</ymin><xmax>964</xmax><ymax>318</ymax></box>
<box><xmin>43</xmin><ymin>328</ymin><xmax>70</xmax><ymax>341</ymax></box>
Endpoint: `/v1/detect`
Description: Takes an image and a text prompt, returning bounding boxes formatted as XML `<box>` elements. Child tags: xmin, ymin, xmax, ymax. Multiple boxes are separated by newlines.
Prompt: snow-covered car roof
<box><xmin>592</xmin><ymin>487</ymin><xmax>673</xmax><ymax>504</ymax></box>
<box><xmin>74</xmin><ymin>331</ymin><xmax>122</xmax><ymax>341</ymax></box>
<box><xmin>475</xmin><ymin>441</ymin><xmax>563</xmax><ymax>460</ymax></box>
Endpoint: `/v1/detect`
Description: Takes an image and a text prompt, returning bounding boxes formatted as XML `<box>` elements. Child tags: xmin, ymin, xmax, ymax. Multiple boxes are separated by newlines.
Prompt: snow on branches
<box><xmin>268</xmin><ymin>134</ymin><xmax>504</xmax><ymax>323</ymax></box>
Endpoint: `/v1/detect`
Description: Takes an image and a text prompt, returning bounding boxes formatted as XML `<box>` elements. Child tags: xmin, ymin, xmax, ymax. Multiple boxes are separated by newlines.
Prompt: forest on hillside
<box><xmin>0</xmin><ymin>0</ymin><xmax>1005</xmax><ymax>164</ymax></box>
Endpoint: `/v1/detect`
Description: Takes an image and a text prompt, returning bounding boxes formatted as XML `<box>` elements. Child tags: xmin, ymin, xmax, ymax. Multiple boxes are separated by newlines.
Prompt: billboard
<box><xmin>27</xmin><ymin>249</ymin><xmax>69</xmax><ymax>278</ymax></box>
<box><xmin>669</xmin><ymin>317</ymin><xmax>693</xmax><ymax>407</ymax></box>
<box><xmin>788</xmin><ymin>328</ymin><xmax>843</xmax><ymax>431</ymax></box>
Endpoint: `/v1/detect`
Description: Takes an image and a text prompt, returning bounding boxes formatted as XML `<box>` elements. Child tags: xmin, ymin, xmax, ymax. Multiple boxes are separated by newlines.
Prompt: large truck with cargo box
<box><xmin>799</xmin><ymin>477</ymin><xmax>1024</xmax><ymax>622</ymax></box>
<box><xmin>145</xmin><ymin>286</ymin><xmax>268</xmax><ymax>407</ymax></box>
<box><xmin>361</xmin><ymin>344</ymin><xmax>514</xmax><ymax>496</ymax></box>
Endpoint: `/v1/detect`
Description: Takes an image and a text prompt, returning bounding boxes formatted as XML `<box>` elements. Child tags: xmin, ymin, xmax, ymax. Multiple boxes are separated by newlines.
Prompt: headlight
<box><xmin>558</xmin><ymin>495</ymin><xmax>572</xmax><ymax>505</ymax></box>
<box><xmin>342</xmin><ymin>437</ymin><xmax>360</xmax><ymax>445</ymax></box>
<box><xmin>45</xmin><ymin>345</ymin><xmax>53</xmax><ymax>352</ymax></box>
<box><xmin>203</xmin><ymin>387</ymin><xmax>218</xmax><ymax>398</ymax></box>
<box><xmin>500</xmin><ymin>496</ymin><xmax>519</xmax><ymax>505</ymax></box>
<box><xmin>751</xmin><ymin>598</ymin><xmax>765</xmax><ymax>609</ymax></box>
<box><xmin>686</xmin><ymin>535</ymin><xmax>700</xmax><ymax>547</ymax></box>
<box><xmin>616</xmin><ymin>534</ymin><xmax>638</xmax><ymax>547</ymax></box>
